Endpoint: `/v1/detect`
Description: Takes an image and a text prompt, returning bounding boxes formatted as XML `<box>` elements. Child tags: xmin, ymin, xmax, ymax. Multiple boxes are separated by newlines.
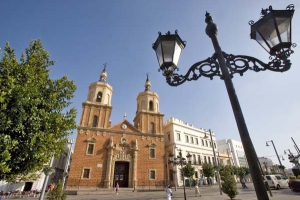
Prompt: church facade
<box><xmin>67</xmin><ymin>67</ymin><xmax>166</xmax><ymax>189</ymax></box>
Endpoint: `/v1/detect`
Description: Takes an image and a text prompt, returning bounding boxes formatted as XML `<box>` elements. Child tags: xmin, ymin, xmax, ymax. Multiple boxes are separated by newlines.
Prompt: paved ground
<box><xmin>3</xmin><ymin>183</ymin><xmax>300</xmax><ymax>200</ymax></box>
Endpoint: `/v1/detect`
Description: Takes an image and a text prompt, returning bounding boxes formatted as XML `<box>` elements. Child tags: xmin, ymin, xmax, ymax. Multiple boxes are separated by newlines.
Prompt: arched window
<box><xmin>92</xmin><ymin>115</ymin><xmax>98</xmax><ymax>127</ymax></box>
<box><xmin>150</xmin><ymin>122</ymin><xmax>155</xmax><ymax>134</ymax></box>
<box><xmin>149</xmin><ymin>101</ymin><xmax>154</xmax><ymax>111</ymax></box>
<box><xmin>96</xmin><ymin>92</ymin><xmax>102</xmax><ymax>102</ymax></box>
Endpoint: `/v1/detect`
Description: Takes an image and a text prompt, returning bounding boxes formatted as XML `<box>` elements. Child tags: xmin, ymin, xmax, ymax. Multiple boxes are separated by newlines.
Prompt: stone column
<box><xmin>132</xmin><ymin>139</ymin><xmax>139</xmax><ymax>191</ymax></box>
<box><xmin>104</xmin><ymin>137</ymin><xmax>114</xmax><ymax>188</ymax></box>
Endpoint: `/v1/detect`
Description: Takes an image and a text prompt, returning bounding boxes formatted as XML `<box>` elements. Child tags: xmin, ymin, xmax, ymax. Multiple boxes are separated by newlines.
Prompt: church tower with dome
<box><xmin>68</xmin><ymin>67</ymin><xmax>166</xmax><ymax>189</ymax></box>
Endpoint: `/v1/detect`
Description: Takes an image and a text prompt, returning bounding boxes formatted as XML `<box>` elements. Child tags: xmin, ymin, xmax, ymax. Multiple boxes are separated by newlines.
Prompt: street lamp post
<box><xmin>284</xmin><ymin>149</ymin><xmax>292</xmax><ymax>155</ymax></box>
<box><xmin>186</xmin><ymin>153</ymin><xmax>192</xmax><ymax>190</ymax></box>
<box><xmin>62</xmin><ymin>139</ymin><xmax>74</xmax><ymax>189</ymax></box>
<box><xmin>152</xmin><ymin>5</ymin><xmax>295</xmax><ymax>200</ymax></box>
<box><xmin>291</xmin><ymin>137</ymin><xmax>300</xmax><ymax>155</ymax></box>
<box><xmin>169</xmin><ymin>149</ymin><xmax>188</xmax><ymax>200</ymax></box>
<box><xmin>205</xmin><ymin>130</ymin><xmax>222</xmax><ymax>195</ymax></box>
<box><xmin>266</xmin><ymin>140</ymin><xmax>286</xmax><ymax>177</ymax></box>
<box><xmin>39</xmin><ymin>156</ymin><xmax>55</xmax><ymax>200</ymax></box>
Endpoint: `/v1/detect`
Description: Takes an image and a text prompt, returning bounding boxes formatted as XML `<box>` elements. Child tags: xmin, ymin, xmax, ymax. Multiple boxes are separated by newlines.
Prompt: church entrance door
<box><xmin>114</xmin><ymin>161</ymin><xmax>129</xmax><ymax>187</ymax></box>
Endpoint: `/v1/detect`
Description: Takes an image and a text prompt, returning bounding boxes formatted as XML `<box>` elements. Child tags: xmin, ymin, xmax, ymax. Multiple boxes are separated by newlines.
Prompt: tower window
<box><xmin>82</xmin><ymin>168</ymin><xmax>91</xmax><ymax>179</ymax></box>
<box><xmin>86</xmin><ymin>143</ymin><xmax>94</xmax><ymax>155</ymax></box>
<box><xmin>150</xmin><ymin>122</ymin><xmax>155</xmax><ymax>133</ymax></box>
<box><xmin>96</xmin><ymin>92</ymin><xmax>102</xmax><ymax>102</ymax></box>
<box><xmin>149</xmin><ymin>170</ymin><xmax>156</xmax><ymax>180</ymax></box>
<box><xmin>92</xmin><ymin>115</ymin><xmax>98</xmax><ymax>127</ymax></box>
<box><xmin>149</xmin><ymin>101</ymin><xmax>154</xmax><ymax>111</ymax></box>
<box><xmin>149</xmin><ymin>148</ymin><xmax>156</xmax><ymax>158</ymax></box>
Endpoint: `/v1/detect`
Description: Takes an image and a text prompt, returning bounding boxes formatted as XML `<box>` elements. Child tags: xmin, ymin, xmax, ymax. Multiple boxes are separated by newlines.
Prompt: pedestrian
<box><xmin>116</xmin><ymin>182</ymin><xmax>119</xmax><ymax>195</ymax></box>
<box><xmin>166</xmin><ymin>185</ymin><xmax>172</xmax><ymax>200</ymax></box>
<box><xmin>241</xmin><ymin>177</ymin><xmax>247</xmax><ymax>188</ymax></box>
<box><xmin>49</xmin><ymin>184</ymin><xmax>54</xmax><ymax>191</ymax></box>
<box><xmin>194</xmin><ymin>184</ymin><xmax>201</xmax><ymax>197</ymax></box>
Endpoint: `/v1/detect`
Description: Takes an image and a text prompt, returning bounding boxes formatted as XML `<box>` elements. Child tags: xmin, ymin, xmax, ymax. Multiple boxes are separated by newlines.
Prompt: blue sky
<box><xmin>1</xmin><ymin>0</ymin><xmax>299</xmax><ymax>168</ymax></box>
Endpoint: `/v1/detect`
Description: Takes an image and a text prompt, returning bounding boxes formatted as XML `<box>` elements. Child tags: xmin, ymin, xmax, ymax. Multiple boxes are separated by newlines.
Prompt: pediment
<box><xmin>109</xmin><ymin>119</ymin><xmax>141</xmax><ymax>133</ymax></box>
<box><xmin>85</xmin><ymin>137</ymin><xmax>97</xmax><ymax>143</ymax></box>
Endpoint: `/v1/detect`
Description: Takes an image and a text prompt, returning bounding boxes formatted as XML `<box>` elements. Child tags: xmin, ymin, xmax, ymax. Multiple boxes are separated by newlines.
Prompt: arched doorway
<box><xmin>114</xmin><ymin>161</ymin><xmax>129</xmax><ymax>187</ymax></box>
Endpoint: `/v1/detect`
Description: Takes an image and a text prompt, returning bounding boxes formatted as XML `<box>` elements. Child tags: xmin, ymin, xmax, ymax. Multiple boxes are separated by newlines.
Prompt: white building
<box><xmin>217</xmin><ymin>139</ymin><xmax>248</xmax><ymax>167</ymax></box>
<box><xmin>164</xmin><ymin>117</ymin><xmax>218</xmax><ymax>186</ymax></box>
<box><xmin>0</xmin><ymin>141</ymin><xmax>73</xmax><ymax>193</ymax></box>
<box><xmin>258</xmin><ymin>157</ymin><xmax>274</xmax><ymax>173</ymax></box>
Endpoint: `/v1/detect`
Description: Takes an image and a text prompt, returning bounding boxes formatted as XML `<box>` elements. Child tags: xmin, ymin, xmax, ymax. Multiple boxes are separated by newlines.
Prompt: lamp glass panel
<box><xmin>276</xmin><ymin>17</ymin><xmax>291</xmax><ymax>43</ymax></box>
<box><xmin>155</xmin><ymin>42</ymin><xmax>163</xmax><ymax>67</ymax></box>
<box><xmin>172</xmin><ymin>41</ymin><xmax>182</xmax><ymax>67</ymax></box>
<box><xmin>257</xmin><ymin>17</ymin><xmax>278</xmax><ymax>49</ymax></box>
<box><xmin>162</xmin><ymin>40</ymin><xmax>175</xmax><ymax>63</ymax></box>
<box><xmin>255</xmin><ymin>31</ymin><xmax>271</xmax><ymax>53</ymax></box>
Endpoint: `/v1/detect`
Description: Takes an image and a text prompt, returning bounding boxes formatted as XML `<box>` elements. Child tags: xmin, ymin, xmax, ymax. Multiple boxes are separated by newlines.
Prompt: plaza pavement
<box><xmin>4</xmin><ymin>183</ymin><xmax>300</xmax><ymax>200</ymax></box>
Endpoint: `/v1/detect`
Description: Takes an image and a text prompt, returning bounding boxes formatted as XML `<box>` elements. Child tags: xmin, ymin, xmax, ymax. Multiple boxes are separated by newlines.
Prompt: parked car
<box><xmin>265</xmin><ymin>175</ymin><xmax>289</xmax><ymax>190</ymax></box>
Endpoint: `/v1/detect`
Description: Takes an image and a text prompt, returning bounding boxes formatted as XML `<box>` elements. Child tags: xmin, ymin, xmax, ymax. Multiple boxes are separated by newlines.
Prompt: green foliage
<box><xmin>202</xmin><ymin>163</ymin><xmax>215</xmax><ymax>178</ymax></box>
<box><xmin>0</xmin><ymin>40</ymin><xmax>77</xmax><ymax>181</ymax></box>
<box><xmin>236</xmin><ymin>166</ymin><xmax>249</xmax><ymax>179</ymax></box>
<box><xmin>47</xmin><ymin>180</ymin><xmax>66</xmax><ymax>200</ymax></box>
<box><xmin>220</xmin><ymin>165</ymin><xmax>239</xmax><ymax>200</ymax></box>
<box><xmin>182</xmin><ymin>163</ymin><xmax>195</xmax><ymax>178</ymax></box>
<box><xmin>231</xmin><ymin>166</ymin><xmax>238</xmax><ymax>175</ymax></box>
<box><xmin>183</xmin><ymin>163</ymin><xmax>195</xmax><ymax>187</ymax></box>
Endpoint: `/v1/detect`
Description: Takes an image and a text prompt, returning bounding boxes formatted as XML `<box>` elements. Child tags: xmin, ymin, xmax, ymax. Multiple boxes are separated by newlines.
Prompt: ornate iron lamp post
<box><xmin>266</xmin><ymin>140</ymin><xmax>286</xmax><ymax>177</ymax></box>
<box><xmin>205</xmin><ymin>129</ymin><xmax>222</xmax><ymax>195</ymax></box>
<box><xmin>186</xmin><ymin>153</ymin><xmax>192</xmax><ymax>164</ymax></box>
<box><xmin>152</xmin><ymin>5</ymin><xmax>295</xmax><ymax>200</ymax></box>
<box><xmin>168</xmin><ymin>153</ymin><xmax>177</xmax><ymax>191</ymax></box>
<box><xmin>169</xmin><ymin>149</ymin><xmax>188</xmax><ymax>200</ymax></box>
<box><xmin>62</xmin><ymin>139</ymin><xmax>74</xmax><ymax>189</ymax></box>
<box><xmin>284</xmin><ymin>149</ymin><xmax>292</xmax><ymax>155</ymax></box>
<box><xmin>39</xmin><ymin>156</ymin><xmax>55</xmax><ymax>200</ymax></box>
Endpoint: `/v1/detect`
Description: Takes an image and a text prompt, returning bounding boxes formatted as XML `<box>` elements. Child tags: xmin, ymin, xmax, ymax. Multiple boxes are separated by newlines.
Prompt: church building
<box><xmin>67</xmin><ymin>67</ymin><xmax>166</xmax><ymax>189</ymax></box>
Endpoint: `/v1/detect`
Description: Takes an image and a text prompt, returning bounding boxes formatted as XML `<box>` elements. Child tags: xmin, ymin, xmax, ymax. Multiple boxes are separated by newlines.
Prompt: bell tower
<box><xmin>133</xmin><ymin>75</ymin><xmax>164</xmax><ymax>134</ymax></box>
<box><xmin>79</xmin><ymin>66</ymin><xmax>113</xmax><ymax>128</ymax></box>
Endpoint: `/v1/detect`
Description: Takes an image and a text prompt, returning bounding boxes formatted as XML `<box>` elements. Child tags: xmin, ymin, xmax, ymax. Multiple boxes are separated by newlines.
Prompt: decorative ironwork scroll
<box><xmin>164</xmin><ymin>52</ymin><xmax>292</xmax><ymax>87</ymax></box>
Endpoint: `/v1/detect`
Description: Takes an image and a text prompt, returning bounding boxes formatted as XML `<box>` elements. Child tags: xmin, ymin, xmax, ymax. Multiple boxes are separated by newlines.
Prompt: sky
<box><xmin>1</xmin><ymin>0</ymin><xmax>299</xmax><ymax>169</ymax></box>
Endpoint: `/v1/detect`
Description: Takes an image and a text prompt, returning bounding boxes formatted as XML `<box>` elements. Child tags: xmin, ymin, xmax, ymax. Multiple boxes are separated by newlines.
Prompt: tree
<box><xmin>202</xmin><ymin>163</ymin><xmax>215</xmax><ymax>185</ymax></box>
<box><xmin>0</xmin><ymin>40</ymin><xmax>77</xmax><ymax>181</ymax></box>
<box><xmin>231</xmin><ymin>165</ymin><xmax>238</xmax><ymax>175</ymax></box>
<box><xmin>182</xmin><ymin>163</ymin><xmax>195</xmax><ymax>188</ymax></box>
<box><xmin>236</xmin><ymin>166</ymin><xmax>249</xmax><ymax>180</ymax></box>
<box><xmin>220</xmin><ymin>165</ymin><xmax>239</xmax><ymax>200</ymax></box>
<box><xmin>47</xmin><ymin>179</ymin><xmax>66</xmax><ymax>200</ymax></box>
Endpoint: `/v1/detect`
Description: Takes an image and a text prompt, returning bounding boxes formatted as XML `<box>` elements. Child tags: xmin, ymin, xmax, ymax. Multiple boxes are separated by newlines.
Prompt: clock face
<box><xmin>122</xmin><ymin>124</ymin><xmax>127</xmax><ymax>129</ymax></box>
